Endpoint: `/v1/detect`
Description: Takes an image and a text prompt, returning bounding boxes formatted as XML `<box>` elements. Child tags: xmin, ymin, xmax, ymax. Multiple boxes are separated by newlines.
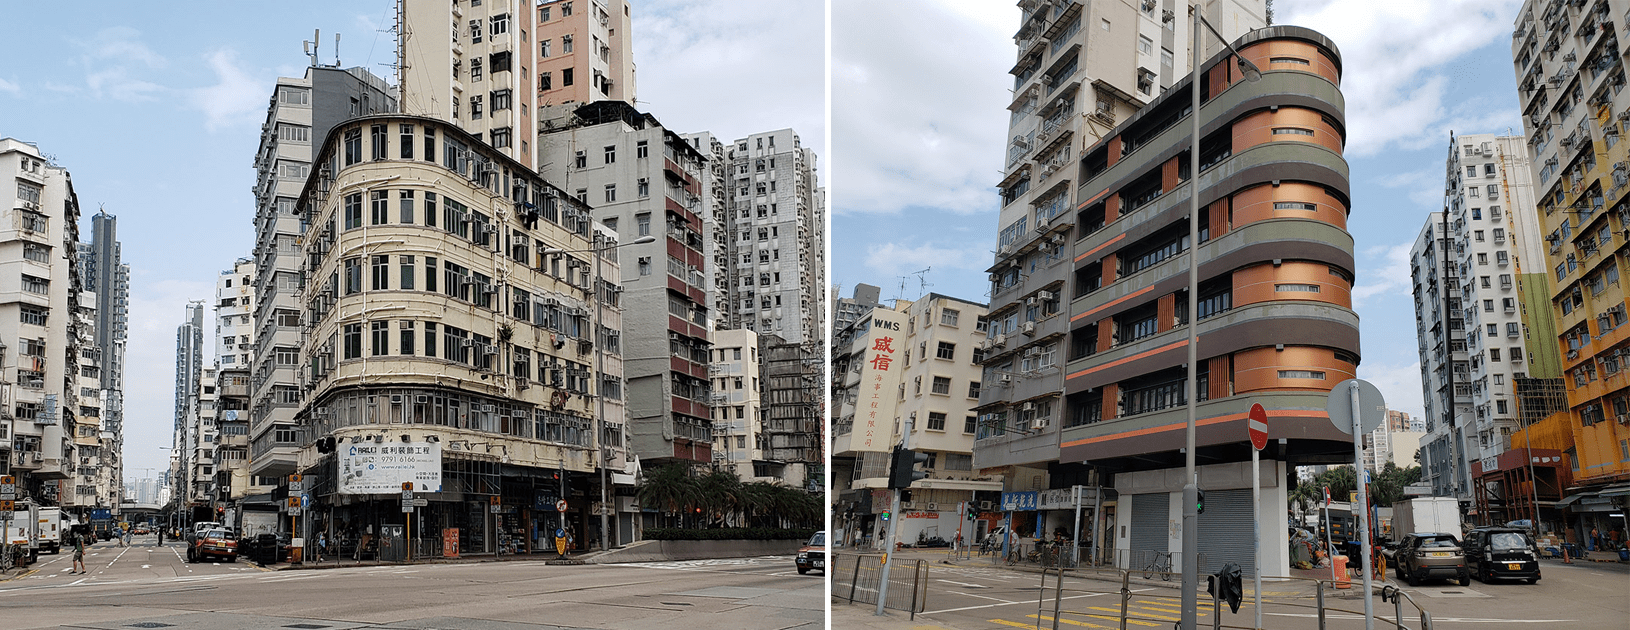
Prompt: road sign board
<box><xmin>289</xmin><ymin>481</ymin><xmax>304</xmax><ymax>493</ymax></box>
<box><xmin>1325</xmin><ymin>379</ymin><xmax>1385</xmax><ymax>435</ymax></box>
<box><xmin>0</xmin><ymin>476</ymin><xmax>13</xmax><ymax>484</ymax></box>
<box><xmin>402</xmin><ymin>490</ymin><xmax>414</xmax><ymax>501</ymax></box>
<box><xmin>0</xmin><ymin>500</ymin><xmax>12</xmax><ymax>511</ymax></box>
<box><xmin>401</xmin><ymin>504</ymin><xmax>414</xmax><ymax>513</ymax></box>
<box><xmin>1248</xmin><ymin>403</ymin><xmax>1269</xmax><ymax>451</ymax></box>
<box><xmin>412</xmin><ymin>498</ymin><xmax>428</xmax><ymax>507</ymax></box>
<box><xmin>402</xmin><ymin>482</ymin><xmax>414</xmax><ymax>492</ymax></box>
<box><xmin>555</xmin><ymin>500</ymin><xmax>568</xmax><ymax>512</ymax></box>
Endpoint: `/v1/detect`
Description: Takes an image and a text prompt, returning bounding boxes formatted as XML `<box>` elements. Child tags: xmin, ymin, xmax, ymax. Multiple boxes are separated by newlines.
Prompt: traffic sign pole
<box><xmin>876</xmin><ymin>415</ymin><xmax>913</xmax><ymax>617</ymax></box>
<box><xmin>1351</xmin><ymin>380</ymin><xmax>1375</xmax><ymax>630</ymax></box>
<box><xmin>1248</xmin><ymin>403</ymin><xmax>1267</xmax><ymax>630</ymax></box>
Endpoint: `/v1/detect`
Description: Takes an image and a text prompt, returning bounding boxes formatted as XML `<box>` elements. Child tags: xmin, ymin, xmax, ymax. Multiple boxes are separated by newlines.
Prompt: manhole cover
<box><xmin>126</xmin><ymin>624</ymin><xmax>176</xmax><ymax>629</ymax></box>
<box><xmin>283</xmin><ymin>625</ymin><xmax>332</xmax><ymax>629</ymax></box>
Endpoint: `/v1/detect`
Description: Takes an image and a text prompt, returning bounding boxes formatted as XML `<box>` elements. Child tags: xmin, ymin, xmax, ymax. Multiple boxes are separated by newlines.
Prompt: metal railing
<box><xmin>831</xmin><ymin>553</ymin><xmax>928</xmax><ymax>617</ymax></box>
<box><xmin>1026</xmin><ymin>565</ymin><xmax>1435</xmax><ymax>630</ymax></box>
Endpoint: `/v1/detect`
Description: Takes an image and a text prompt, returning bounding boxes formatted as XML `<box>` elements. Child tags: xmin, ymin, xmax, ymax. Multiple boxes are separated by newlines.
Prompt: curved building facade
<box><xmin>982</xmin><ymin>26</ymin><xmax>1354</xmax><ymax>577</ymax></box>
<box><xmin>292</xmin><ymin>114</ymin><xmax>629</xmax><ymax>552</ymax></box>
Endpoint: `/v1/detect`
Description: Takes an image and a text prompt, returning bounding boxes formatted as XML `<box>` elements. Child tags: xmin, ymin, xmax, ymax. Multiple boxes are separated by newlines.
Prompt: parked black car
<box><xmin>1464</xmin><ymin>527</ymin><xmax>1541</xmax><ymax>584</ymax></box>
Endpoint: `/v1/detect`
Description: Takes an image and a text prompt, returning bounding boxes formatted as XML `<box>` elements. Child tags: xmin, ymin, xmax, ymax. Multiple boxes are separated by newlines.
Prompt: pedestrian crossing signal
<box><xmin>881</xmin><ymin>510</ymin><xmax>892</xmax><ymax>521</ymax></box>
<box><xmin>1197</xmin><ymin>490</ymin><xmax>1206</xmax><ymax>515</ymax></box>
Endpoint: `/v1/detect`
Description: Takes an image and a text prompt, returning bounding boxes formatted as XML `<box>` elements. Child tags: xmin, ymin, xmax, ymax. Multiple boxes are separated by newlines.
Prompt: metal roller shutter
<box><xmin>1129</xmin><ymin>493</ymin><xmax>1168</xmax><ymax>568</ymax></box>
<box><xmin>1196</xmin><ymin>488</ymin><xmax>1256</xmax><ymax>577</ymax></box>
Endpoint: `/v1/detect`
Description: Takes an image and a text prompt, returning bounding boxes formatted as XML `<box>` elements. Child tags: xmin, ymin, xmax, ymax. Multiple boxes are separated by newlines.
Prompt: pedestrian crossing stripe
<box><xmin>1084</xmin><ymin>605</ymin><xmax>1174</xmax><ymax>623</ymax></box>
<box><xmin>1026</xmin><ymin>614</ymin><xmax>1117</xmax><ymax>629</ymax></box>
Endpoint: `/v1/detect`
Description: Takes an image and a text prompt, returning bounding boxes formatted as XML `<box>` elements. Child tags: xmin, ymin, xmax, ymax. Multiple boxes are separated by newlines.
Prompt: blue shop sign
<box><xmin>1001</xmin><ymin>491</ymin><xmax>1038</xmax><ymax>511</ymax></box>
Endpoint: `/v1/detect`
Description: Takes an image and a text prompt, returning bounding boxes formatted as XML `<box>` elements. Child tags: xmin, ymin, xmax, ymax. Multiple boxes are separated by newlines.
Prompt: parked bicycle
<box><xmin>1142</xmin><ymin>550</ymin><xmax>1173</xmax><ymax>581</ymax></box>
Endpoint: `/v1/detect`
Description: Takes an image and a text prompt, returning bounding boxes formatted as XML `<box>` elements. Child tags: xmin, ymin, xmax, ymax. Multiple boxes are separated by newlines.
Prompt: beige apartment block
<box><xmin>710</xmin><ymin>328</ymin><xmax>762</xmax><ymax>479</ymax></box>
<box><xmin>293</xmin><ymin>113</ymin><xmax>631</xmax><ymax>551</ymax></box>
<box><xmin>403</xmin><ymin>0</ymin><xmax>539</xmax><ymax>169</ymax></box>
<box><xmin>535</xmin><ymin>0</ymin><xmax>636</xmax><ymax>107</ymax></box>
<box><xmin>0</xmin><ymin>137</ymin><xmax>84</xmax><ymax>508</ymax></box>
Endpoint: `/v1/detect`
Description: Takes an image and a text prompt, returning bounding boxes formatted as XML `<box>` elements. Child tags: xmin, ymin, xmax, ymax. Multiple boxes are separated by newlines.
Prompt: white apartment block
<box><xmin>833</xmin><ymin>294</ymin><xmax>999</xmax><ymax>545</ymax></box>
<box><xmin>721</xmin><ymin>130</ymin><xmax>824</xmax><ymax>345</ymax></box>
<box><xmin>1</xmin><ymin>138</ymin><xmax>85</xmax><ymax>510</ymax></box>
<box><xmin>214</xmin><ymin>259</ymin><xmax>255</xmax><ymax>507</ymax></box>
<box><xmin>1414</xmin><ymin>133</ymin><xmax>1547</xmax><ymax>501</ymax></box>
<box><xmin>680</xmin><ymin>132</ymin><xmax>731</xmax><ymax>325</ymax></box>
<box><xmin>709</xmin><ymin>328</ymin><xmax>762</xmax><ymax>478</ymax></box>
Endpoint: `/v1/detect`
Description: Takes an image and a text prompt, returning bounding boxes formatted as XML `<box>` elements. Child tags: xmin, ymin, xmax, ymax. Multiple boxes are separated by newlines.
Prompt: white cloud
<box><xmin>73</xmin><ymin>26</ymin><xmax>167</xmax><ymax>102</ymax></box>
<box><xmin>1351</xmin><ymin>241</ymin><xmax>1414</xmax><ymax>308</ymax></box>
<box><xmin>0</xmin><ymin>77</ymin><xmax>19</xmax><ymax>95</ymax></box>
<box><xmin>1277</xmin><ymin>0</ymin><xmax>1525</xmax><ymax>156</ymax></box>
<box><xmin>832</xmin><ymin>1</ymin><xmax>1015</xmax><ymax>215</ymax></box>
<box><xmin>189</xmin><ymin>49</ymin><xmax>269</xmax><ymax>133</ymax></box>
<box><xmin>1374</xmin><ymin>168</ymin><xmax>1445</xmax><ymax>211</ymax></box>
<box><xmin>635</xmin><ymin>1</ymin><xmax>824</xmax><ymax>164</ymax></box>
<box><xmin>863</xmin><ymin>242</ymin><xmax>992</xmax><ymax>296</ymax></box>
<box><xmin>1359</xmin><ymin>359</ymin><xmax>1426</xmax><ymax>424</ymax></box>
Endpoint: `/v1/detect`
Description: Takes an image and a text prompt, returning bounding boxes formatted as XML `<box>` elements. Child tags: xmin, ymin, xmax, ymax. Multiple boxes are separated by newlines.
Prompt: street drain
<box><xmin>126</xmin><ymin>624</ymin><xmax>176</xmax><ymax>629</ymax></box>
<box><xmin>660</xmin><ymin>602</ymin><xmax>693</xmax><ymax>606</ymax></box>
<box><xmin>283</xmin><ymin>625</ymin><xmax>332</xmax><ymax>629</ymax></box>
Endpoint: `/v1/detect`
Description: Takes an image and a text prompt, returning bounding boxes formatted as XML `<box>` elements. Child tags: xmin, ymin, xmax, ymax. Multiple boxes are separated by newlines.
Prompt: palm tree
<box><xmin>636</xmin><ymin>464</ymin><xmax>699</xmax><ymax>528</ymax></box>
<box><xmin>696</xmin><ymin>468</ymin><xmax>743</xmax><ymax>527</ymax></box>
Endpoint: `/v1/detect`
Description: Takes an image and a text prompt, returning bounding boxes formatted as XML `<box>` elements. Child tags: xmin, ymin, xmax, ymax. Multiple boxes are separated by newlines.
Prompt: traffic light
<box><xmin>1197</xmin><ymin>490</ymin><xmax>1206</xmax><ymax>515</ymax></box>
<box><xmin>967</xmin><ymin>506</ymin><xmax>978</xmax><ymax>521</ymax></box>
<box><xmin>887</xmin><ymin>446</ymin><xmax>930</xmax><ymax>489</ymax></box>
<box><xmin>900</xmin><ymin>489</ymin><xmax>913</xmax><ymax>503</ymax></box>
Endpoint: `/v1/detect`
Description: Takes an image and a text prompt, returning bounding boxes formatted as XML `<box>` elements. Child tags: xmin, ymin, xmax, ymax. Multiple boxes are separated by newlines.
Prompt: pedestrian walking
<box><xmin>69</xmin><ymin>533</ymin><xmax>87</xmax><ymax>574</ymax></box>
<box><xmin>111</xmin><ymin>526</ymin><xmax>125</xmax><ymax>548</ymax></box>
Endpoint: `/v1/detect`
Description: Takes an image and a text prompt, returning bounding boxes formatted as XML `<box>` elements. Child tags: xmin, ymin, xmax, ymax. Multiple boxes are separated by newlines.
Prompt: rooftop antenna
<box><xmin>892</xmin><ymin>267</ymin><xmax>932</xmax><ymax>305</ymax></box>
<box><xmin>305</xmin><ymin>29</ymin><xmax>320</xmax><ymax>68</ymax></box>
<box><xmin>335</xmin><ymin>32</ymin><xmax>342</xmax><ymax>67</ymax></box>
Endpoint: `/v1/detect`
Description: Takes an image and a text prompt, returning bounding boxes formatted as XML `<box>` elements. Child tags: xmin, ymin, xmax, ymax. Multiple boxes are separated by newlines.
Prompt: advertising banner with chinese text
<box><xmin>851</xmin><ymin>308</ymin><xmax>907</xmax><ymax>453</ymax></box>
<box><xmin>338</xmin><ymin>441</ymin><xmax>443</xmax><ymax>494</ymax></box>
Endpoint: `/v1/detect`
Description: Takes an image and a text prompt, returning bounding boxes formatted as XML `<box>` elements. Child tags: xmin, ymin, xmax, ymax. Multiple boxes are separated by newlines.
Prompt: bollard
<box><xmin>1393</xmin><ymin>588</ymin><xmax>1406</xmax><ymax>630</ymax></box>
<box><xmin>1120</xmin><ymin>571</ymin><xmax>1132</xmax><ymax>630</ymax></box>
<box><xmin>1316</xmin><ymin>581</ymin><xmax>1327</xmax><ymax>630</ymax></box>
<box><xmin>1051</xmin><ymin>567</ymin><xmax>1064</xmax><ymax>630</ymax></box>
<box><xmin>1333</xmin><ymin>555</ymin><xmax>1350</xmax><ymax>589</ymax></box>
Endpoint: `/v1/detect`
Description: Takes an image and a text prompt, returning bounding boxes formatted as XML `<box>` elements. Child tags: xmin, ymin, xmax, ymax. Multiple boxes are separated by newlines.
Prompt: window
<box><xmin>1138</xmin><ymin>35</ymin><xmax>1152</xmax><ymax>54</ymax></box>
<box><xmin>637</xmin><ymin>178</ymin><xmax>649</xmax><ymax>198</ymax></box>
<box><xmin>927</xmin><ymin>412</ymin><xmax>947</xmax><ymax>431</ymax></box>
<box><xmin>343</xmin><ymin>193</ymin><xmax>362</xmax><ymax>229</ymax></box>
<box><xmin>636</xmin><ymin>140</ymin><xmax>649</xmax><ymax>158</ymax></box>
<box><xmin>941</xmin><ymin>308</ymin><xmax>960</xmax><ymax>326</ymax></box>
<box><xmin>343</xmin><ymin>128</ymin><xmax>361</xmax><ymax>165</ymax></box>
<box><xmin>490</xmin><ymin>13</ymin><xmax>509</xmax><ymax>35</ymax></box>
<box><xmin>604</xmin><ymin>145</ymin><xmax>616</xmax><ymax>164</ymax></box>
<box><xmin>371</xmin><ymin>255</ymin><xmax>389</xmax><ymax>290</ymax></box>
<box><xmin>562</xmin><ymin>34</ymin><xmax>574</xmax><ymax>53</ymax></box>
<box><xmin>489</xmin><ymin>127</ymin><xmax>512</xmax><ymax>148</ymax></box>
<box><xmin>964</xmin><ymin>416</ymin><xmax>978</xmax><ymax>434</ymax></box>
<box><xmin>22</xmin><ymin>243</ymin><xmax>48</xmax><ymax>263</ymax></box>
<box><xmin>19</xmin><ymin>305</ymin><xmax>47</xmax><ymax>326</ymax></box>
<box><xmin>539</xmin><ymin>71</ymin><xmax>552</xmax><ymax>91</ymax></box>
<box><xmin>491</xmin><ymin>89</ymin><xmax>511</xmax><ymax>110</ymax></box>
<box><xmin>1487</xmin><ymin>323</ymin><xmax>1498</xmax><ymax>337</ymax></box>
<box><xmin>636</xmin><ymin>213</ymin><xmax>651</xmax><ymax>236</ymax></box>
<box><xmin>343</xmin><ymin>323</ymin><xmax>362</xmax><ymax>359</ymax></box>
<box><xmin>1510</xmin><ymin>347</ymin><xmax>1523</xmax><ymax>362</ymax></box>
<box><xmin>370</xmin><ymin>124</ymin><xmax>387</xmax><ymax>160</ymax></box>
<box><xmin>936</xmin><ymin>341</ymin><xmax>955</xmax><ymax>360</ymax></box>
<box><xmin>540</xmin><ymin>40</ymin><xmax>551</xmax><ymax>57</ymax></box>
<box><xmin>371</xmin><ymin>321</ymin><xmax>389</xmax><ymax>356</ymax></box>
<box><xmin>604</xmin><ymin>183</ymin><xmax>616</xmax><ymax>203</ymax></box>
<box><xmin>469</xmin><ymin>19</ymin><xmax>482</xmax><ymax>43</ymax></box>
<box><xmin>470</xmin><ymin>95</ymin><xmax>483</xmax><ymax>119</ymax></box>
<box><xmin>1272</xmin><ymin>127</ymin><xmax>1316</xmax><ymax>136</ymax></box>
<box><xmin>1490</xmin><ymin>348</ymin><xmax>1502</xmax><ymax>362</ymax></box>
<box><xmin>399</xmin><ymin>124</ymin><xmax>414</xmax><ymax>159</ymax></box>
<box><xmin>931</xmin><ymin>376</ymin><xmax>951</xmax><ymax>395</ymax></box>
<box><xmin>344</xmin><ymin>258</ymin><xmax>361</xmax><ymax>294</ymax></box>
<box><xmin>370</xmin><ymin>190</ymin><xmax>388</xmax><ymax>225</ymax></box>
<box><xmin>21</xmin><ymin>274</ymin><xmax>48</xmax><ymax>295</ymax></box>
<box><xmin>562</xmin><ymin>68</ymin><xmax>573</xmax><ymax>86</ymax></box>
<box><xmin>1278</xmin><ymin>370</ymin><xmax>1326</xmax><ymax>380</ymax></box>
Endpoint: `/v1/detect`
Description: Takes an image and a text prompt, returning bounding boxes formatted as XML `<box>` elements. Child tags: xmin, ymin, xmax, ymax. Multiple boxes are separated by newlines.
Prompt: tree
<box><xmin>636</xmin><ymin>464</ymin><xmax>700</xmax><ymax>528</ymax></box>
<box><xmin>1370</xmin><ymin>462</ymin><xmax>1422</xmax><ymax>508</ymax></box>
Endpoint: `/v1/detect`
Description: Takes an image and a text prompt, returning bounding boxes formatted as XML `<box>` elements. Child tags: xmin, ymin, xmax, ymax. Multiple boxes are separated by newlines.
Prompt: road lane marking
<box><xmin>923</xmin><ymin>591</ymin><xmax>1118</xmax><ymax>615</ymax></box>
<box><xmin>935</xmin><ymin>579</ymin><xmax>990</xmax><ymax>589</ymax></box>
<box><xmin>1028</xmin><ymin>614</ymin><xmax>1116</xmax><ymax>629</ymax></box>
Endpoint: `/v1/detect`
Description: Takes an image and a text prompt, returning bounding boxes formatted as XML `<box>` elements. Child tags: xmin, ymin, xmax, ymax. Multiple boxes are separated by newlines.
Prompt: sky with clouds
<box><xmin>831</xmin><ymin>0</ymin><xmax>1529</xmax><ymax>427</ymax></box>
<box><xmin>0</xmin><ymin>0</ymin><xmax>822</xmax><ymax>485</ymax></box>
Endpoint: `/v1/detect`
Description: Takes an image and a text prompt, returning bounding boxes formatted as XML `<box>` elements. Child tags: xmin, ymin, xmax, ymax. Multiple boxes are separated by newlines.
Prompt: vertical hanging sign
<box><xmin>851</xmin><ymin>308</ymin><xmax>906</xmax><ymax>453</ymax></box>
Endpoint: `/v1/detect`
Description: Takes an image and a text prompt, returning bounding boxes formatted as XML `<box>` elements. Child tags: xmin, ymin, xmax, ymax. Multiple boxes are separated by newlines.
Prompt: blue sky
<box><xmin>831</xmin><ymin>0</ymin><xmax>1528</xmax><ymax>426</ymax></box>
<box><xmin>0</xmin><ymin>1</ymin><xmax>822</xmax><ymax>484</ymax></box>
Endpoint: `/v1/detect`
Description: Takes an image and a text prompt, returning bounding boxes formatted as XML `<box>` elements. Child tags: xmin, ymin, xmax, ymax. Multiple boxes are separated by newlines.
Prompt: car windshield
<box><xmin>809</xmin><ymin>532</ymin><xmax>825</xmax><ymax>546</ymax></box>
<box><xmin>1418</xmin><ymin>535</ymin><xmax>1459</xmax><ymax>548</ymax></box>
<box><xmin>1490</xmin><ymin>532</ymin><xmax>1528</xmax><ymax>550</ymax></box>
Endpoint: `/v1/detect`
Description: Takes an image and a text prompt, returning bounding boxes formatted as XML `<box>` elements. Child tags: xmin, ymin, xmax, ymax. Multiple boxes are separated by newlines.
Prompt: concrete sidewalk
<box><xmin>831</xmin><ymin>601</ymin><xmax>972</xmax><ymax>630</ymax></box>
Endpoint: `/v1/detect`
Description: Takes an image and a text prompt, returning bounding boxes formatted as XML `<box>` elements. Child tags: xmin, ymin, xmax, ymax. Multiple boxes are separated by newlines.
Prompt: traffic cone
<box><xmin>1562</xmin><ymin>546</ymin><xmax>1573</xmax><ymax>564</ymax></box>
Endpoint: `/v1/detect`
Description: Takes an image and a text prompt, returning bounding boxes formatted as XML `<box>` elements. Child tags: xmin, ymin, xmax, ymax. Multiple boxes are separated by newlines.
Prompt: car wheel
<box><xmin>797</xmin><ymin>567</ymin><xmax>808</xmax><ymax>575</ymax></box>
<box><xmin>1405</xmin><ymin>571</ymin><xmax>1419</xmax><ymax>587</ymax></box>
<box><xmin>1526</xmin><ymin>577</ymin><xmax>1538</xmax><ymax>585</ymax></box>
<box><xmin>1458</xmin><ymin>574</ymin><xmax>1470</xmax><ymax>587</ymax></box>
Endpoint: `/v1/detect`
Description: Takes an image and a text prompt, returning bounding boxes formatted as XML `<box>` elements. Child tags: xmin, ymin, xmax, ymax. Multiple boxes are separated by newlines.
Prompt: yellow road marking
<box><xmin>987</xmin><ymin>619</ymin><xmax>1037</xmax><ymax>629</ymax></box>
<box><xmin>1028</xmin><ymin>614</ymin><xmax>1116</xmax><ymax>629</ymax></box>
<box><xmin>1075</xmin><ymin>610</ymin><xmax>1160</xmax><ymax>627</ymax></box>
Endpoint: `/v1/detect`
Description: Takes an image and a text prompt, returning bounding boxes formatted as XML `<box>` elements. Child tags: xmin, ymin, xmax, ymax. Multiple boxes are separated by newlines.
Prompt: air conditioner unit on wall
<box><xmin>925</xmin><ymin>502</ymin><xmax>938</xmax><ymax>511</ymax></box>
<box><xmin>979</xmin><ymin>501</ymin><xmax>993</xmax><ymax>510</ymax></box>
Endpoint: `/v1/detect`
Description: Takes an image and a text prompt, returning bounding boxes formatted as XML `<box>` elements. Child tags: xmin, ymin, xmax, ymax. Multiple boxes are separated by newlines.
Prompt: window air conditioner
<box><xmin>1037</xmin><ymin>291</ymin><xmax>1053</xmax><ymax>300</ymax></box>
<box><xmin>1022</xmin><ymin>321</ymin><xmax>1036</xmax><ymax>335</ymax></box>
<box><xmin>979</xmin><ymin>500</ymin><xmax>993</xmax><ymax>510</ymax></box>
<box><xmin>925</xmin><ymin>502</ymin><xmax>938</xmax><ymax>511</ymax></box>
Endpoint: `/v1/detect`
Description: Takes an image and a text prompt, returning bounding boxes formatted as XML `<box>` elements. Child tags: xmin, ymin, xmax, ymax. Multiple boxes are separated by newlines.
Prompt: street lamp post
<box><xmin>1181</xmin><ymin>8</ymin><xmax>1260</xmax><ymax>630</ymax></box>
<box><xmin>544</xmin><ymin>233</ymin><xmax>654</xmax><ymax>553</ymax></box>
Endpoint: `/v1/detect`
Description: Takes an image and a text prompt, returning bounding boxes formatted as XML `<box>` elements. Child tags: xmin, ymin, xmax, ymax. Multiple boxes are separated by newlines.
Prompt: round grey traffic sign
<box><xmin>1325</xmin><ymin>378</ymin><xmax>1385</xmax><ymax>435</ymax></box>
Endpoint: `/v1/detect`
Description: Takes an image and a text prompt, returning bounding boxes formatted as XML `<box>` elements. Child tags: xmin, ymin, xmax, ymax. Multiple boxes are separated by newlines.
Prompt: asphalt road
<box><xmin>1</xmin><ymin>535</ymin><xmax>823</xmax><ymax>630</ymax></box>
<box><xmin>886</xmin><ymin>551</ymin><xmax>1629</xmax><ymax>629</ymax></box>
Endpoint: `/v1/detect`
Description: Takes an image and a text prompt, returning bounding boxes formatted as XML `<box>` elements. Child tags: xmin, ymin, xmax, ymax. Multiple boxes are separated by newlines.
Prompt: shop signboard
<box><xmin>1000</xmin><ymin>491</ymin><xmax>1039</xmax><ymax>512</ymax></box>
<box><xmin>850</xmin><ymin>308</ymin><xmax>907</xmax><ymax>453</ymax></box>
<box><xmin>338</xmin><ymin>441</ymin><xmax>443</xmax><ymax>494</ymax></box>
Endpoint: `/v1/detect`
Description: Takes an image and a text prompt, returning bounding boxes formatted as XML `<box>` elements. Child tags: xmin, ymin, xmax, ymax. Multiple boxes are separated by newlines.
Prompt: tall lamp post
<box><xmin>1179</xmin><ymin>8</ymin><xmax>1260</xmax><ymax>629</ymax></box>
<box><xmin>543</xmin><ymin>233</ymin><xmax>655</xmax><ymax>553</ymax></box>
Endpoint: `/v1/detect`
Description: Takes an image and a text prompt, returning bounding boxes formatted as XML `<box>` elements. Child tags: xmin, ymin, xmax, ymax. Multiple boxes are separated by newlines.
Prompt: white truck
<box><xmin>37</xmin><ymin>507</ymin><xmax>62</xmax><ymax>554</ymax></box>
<box><xmin>1391</xmin><ymin>497</ymin><xmax>1462</xmax><ymax>542</ymax></box>
<box><xmin>3</xmin><ymin>500</ymin><xmax>41</xmax><ymax>567</ymax></box>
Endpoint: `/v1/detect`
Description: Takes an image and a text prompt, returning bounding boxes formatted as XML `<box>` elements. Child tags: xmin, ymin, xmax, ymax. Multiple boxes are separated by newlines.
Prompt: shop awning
<box><xmin>1556</xmin><ymin>493</ymin><xmax>1589</xmax><ymax>506</ymax></box>
<box><xmin>1598</xmin><ymin>485</ymin><xmax>1630</xmax><ymax>497</ymax></box>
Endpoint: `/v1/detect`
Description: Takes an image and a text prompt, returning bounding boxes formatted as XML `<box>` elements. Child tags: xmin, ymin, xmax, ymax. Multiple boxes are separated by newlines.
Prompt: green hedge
<box><xmin>643</xmin><ymin>528</ymin><xmax>816</xmax><ymax>541</ymax></box>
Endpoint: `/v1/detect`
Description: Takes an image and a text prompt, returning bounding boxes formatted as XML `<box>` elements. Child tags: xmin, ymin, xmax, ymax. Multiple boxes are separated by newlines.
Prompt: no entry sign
<box><xmin>1248</xmin><ymin>403</ymin><xmax>1268</xmax><ymax>451</ymax></box>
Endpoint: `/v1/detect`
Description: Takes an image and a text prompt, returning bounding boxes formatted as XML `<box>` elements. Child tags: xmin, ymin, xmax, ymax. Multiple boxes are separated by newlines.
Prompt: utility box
<box><xmin>379</xmin><ymin>525</ymin><xmax>406</xmax><ymax>562</ymax></box>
